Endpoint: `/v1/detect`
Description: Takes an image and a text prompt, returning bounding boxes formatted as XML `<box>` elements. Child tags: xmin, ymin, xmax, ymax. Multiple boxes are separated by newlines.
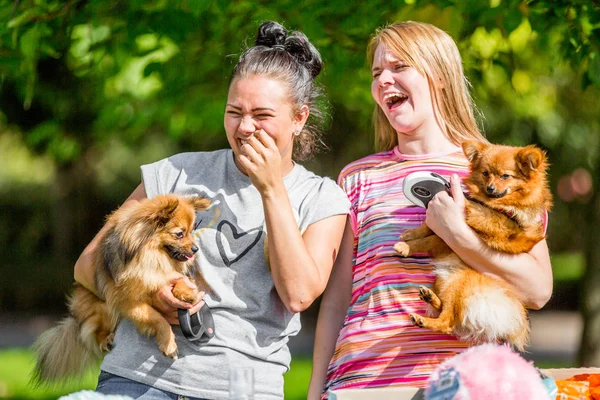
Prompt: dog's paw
<box><xmin>99</xmin><ymin>332</ymin><xmax>115</xmax><ymax>352</ymax></box>
<box><xmin>172</xmin><ymin>280</ymin><xmax>198</xmax><ymax>304</ymax></box>
<box><xmin>160</xmin><ymin>340</ymin><xmax>179</xmax><ymax>360</ymax></box>
<box><xmin>394</xmin><ymin>242</ymin><xmax>410</xmax><ymax>256</ymax></box>
<box><xmin>401</xmin><ymin>229</ymin><xmax>419</xmax><ymax>241</ymax></box>
<box><xmin>166</xmin><ymin>349</ymin><xmax>178</xmax><ymax>360</ymax></box>
<box><xmin>418</xmin><ymin>286</ymin><xmax>433</xmax><ymax>303</ymax></box>
<box><xmin>409</xmin><ymin>313</ymin><xmax>424</xmax><ymax>328</ymax></box>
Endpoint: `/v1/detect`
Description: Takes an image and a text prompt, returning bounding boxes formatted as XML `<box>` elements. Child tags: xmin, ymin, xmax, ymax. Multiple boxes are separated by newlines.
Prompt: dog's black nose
<box><xmin>486</xmin><ymin>185</ymin><xmax>496</xmax><ymax>194</ymax></box>
<box><xmin>191</xmin><ymin>245</ymin><xmax>199</xmax><ymax>254</ymax></box>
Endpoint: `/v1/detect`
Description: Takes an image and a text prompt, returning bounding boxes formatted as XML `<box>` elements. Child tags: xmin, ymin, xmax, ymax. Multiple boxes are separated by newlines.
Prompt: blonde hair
<box><xmin>367</xmin><ymin>21</ymin><xmax>487</xmax><ymax>151</ymax></box>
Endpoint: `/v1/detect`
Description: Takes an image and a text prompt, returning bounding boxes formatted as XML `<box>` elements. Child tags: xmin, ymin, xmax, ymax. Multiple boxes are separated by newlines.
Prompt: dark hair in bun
<box><xmin>230</xmin><ymin>21</ymin><xmax>328</xmax><ymax>161</ymax></box>
<box><xmin>255</xmin><ymin>21</ymin><xmax>322</xmax><ymax>79</ymax></box>
<box><xmin>254</xmin><ymin>21</ymin><xmax>287</xmax><ymax>48</ymax></box>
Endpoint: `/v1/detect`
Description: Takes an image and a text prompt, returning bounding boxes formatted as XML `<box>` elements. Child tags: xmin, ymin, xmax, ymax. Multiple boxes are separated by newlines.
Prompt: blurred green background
<box><xmin>1</xmin><ymin>0</ymin><xmax>599</xmax><ymax>398</ymax></box>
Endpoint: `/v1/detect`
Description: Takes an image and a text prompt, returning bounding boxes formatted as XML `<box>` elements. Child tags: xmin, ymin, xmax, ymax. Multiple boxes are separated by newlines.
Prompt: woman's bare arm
<box><xmin>307</xmin><ymin>220</ymin><xmax>354</xmax><ymax>400</ymax></box>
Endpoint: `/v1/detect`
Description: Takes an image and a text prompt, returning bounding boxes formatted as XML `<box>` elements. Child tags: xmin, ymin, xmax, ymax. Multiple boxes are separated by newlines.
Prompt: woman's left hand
<box><xmin>152</xmin><ymin>278</ymin><xmax>206</xmax><ymax>325</ymax></box>
<box><xmin>425</xmin><ymin>174</ymin><xmax>468</xmax><ymax>241</ymax></box>
<box><xmin>237</xmin><ymin>130</ymin><xmax>285</xmax><ymax>195</ymax></box>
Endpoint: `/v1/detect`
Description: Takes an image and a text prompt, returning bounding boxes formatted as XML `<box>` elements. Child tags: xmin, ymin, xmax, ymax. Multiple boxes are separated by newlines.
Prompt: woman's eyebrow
<box><xmin>225</xmin><ymin>105</ymin><xmax>275</xmax><ymax>112</ymax></box>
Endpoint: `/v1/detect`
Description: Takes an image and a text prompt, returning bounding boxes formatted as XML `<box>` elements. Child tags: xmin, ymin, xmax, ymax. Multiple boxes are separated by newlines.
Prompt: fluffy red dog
<box><xmin>33</xmin><ymin>194</ymin><xmax>210</xmax><ymax>384</ymax></box>
<box><xmin>394</xmin><ymin>141</ymin><xmax>552</xmax><ymax>351</ymax></box>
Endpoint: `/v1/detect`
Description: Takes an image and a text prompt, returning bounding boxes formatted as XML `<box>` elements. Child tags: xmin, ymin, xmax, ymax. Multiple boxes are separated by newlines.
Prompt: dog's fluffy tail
<box><xmin>31</xmin><ymin>316</ymin><xmax>101</xmax><ymax>386</ymax></box>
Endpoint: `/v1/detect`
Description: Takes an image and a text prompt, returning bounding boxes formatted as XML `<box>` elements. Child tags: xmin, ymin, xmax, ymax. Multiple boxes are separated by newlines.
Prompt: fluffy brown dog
<box><xmin>394</xmin><ymin>141</ymin><xmax>552</xmax><ymax>351</ymax></box>
<box><xmin>32</xmin><ymin>194</ymin><xmax>211</xmax><ymax>385</ymax></box>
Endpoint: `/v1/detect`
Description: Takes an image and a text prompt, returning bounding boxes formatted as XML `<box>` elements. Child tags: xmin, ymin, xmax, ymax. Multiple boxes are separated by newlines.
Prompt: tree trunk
<box><xmin>579</xmin><ymin>164</ymin><xmax>600</xmax><ymax>366</ymax></box>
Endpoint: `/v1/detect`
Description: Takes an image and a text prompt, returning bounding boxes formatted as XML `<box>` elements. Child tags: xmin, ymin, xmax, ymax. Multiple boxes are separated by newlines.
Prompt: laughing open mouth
<box><xmin>384</xmin><ymin>93</ymin><xmax>408</xmax><ymax>110</ymax></box>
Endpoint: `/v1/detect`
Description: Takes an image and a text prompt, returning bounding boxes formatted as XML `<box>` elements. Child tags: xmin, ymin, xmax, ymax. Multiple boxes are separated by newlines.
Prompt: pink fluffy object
<box><xmin>425</xmin><ymin>344</ymin><xmax>549</xmax><ymax>400</ymax></box>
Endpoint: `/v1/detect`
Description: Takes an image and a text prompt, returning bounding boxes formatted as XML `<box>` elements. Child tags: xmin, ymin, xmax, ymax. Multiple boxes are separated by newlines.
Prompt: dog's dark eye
<box><xmin>482</xmin><ymin>171</ymin><xmax>489</xmax><ymax>177</ymax></box>
<box><xmin>501</xmin><ymin>174</ymin><xmax>510</xmax><ymax>180</ymax></box>
<box><xmin>174</xmin><ymin>231</ymin><xmax>184</xmax><ymax>239</ymax></box>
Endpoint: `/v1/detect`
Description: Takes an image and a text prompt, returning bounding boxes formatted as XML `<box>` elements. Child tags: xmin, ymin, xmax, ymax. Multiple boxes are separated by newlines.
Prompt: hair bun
<box><xmin>255</xmin><ymin>21</ymin><xmax>323</xmax><ymax>79</ymax></box>
<box><xmin>255</xmin><ymin>21</ymin><xmax>287</xmax><ymax>47</ymax></box>
<box><xmin>284</xmin><ymin>35</ymin><xmax>322</xmax><ymax>79</ymax></box>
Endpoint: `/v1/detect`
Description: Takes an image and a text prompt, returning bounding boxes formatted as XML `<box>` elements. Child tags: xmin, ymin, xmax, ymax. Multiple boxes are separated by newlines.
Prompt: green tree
<box><xmin>2</xmin><ymin>0</ymin><xmax>600</xmax><ymax>365</ymax></box>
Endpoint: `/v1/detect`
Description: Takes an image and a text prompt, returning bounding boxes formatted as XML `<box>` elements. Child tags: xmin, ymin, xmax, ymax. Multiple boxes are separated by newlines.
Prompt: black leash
<box><xmin>178</xmin><ymin>303</ymin><xmax>215</xmax><ymax>341</ymax></box>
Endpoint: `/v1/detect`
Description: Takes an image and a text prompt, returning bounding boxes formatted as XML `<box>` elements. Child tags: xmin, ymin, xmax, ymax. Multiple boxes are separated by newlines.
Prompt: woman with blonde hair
<box><xmin>308</xmin><ymin>21</ymin><xmax>552</xmax><ymax>398</ymax></box>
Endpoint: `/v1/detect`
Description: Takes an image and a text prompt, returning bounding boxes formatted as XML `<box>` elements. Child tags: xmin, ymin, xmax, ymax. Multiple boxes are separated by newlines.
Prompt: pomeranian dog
<box><xmin>394</xmin><ymin>141</ymin><xmax>552</xmax><ymax>351</ymax></box>
<box><xmin>32</xmin><ymin>194</ymin><xmax>211</xmax><ymax>385</ymax></box>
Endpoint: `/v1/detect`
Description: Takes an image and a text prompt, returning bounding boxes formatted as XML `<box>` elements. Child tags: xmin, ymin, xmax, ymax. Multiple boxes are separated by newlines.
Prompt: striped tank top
<box><xmin>324</xmin><ymin>147</ymin><xmax>472</xmax><ymax>394</ymax></box>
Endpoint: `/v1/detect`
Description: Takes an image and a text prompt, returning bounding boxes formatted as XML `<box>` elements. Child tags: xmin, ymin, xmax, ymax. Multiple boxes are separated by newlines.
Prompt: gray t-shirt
<box><xmin>100</xmin><ymin>149</ymin><xmax>350</xmax><ymax>399</ymax></box>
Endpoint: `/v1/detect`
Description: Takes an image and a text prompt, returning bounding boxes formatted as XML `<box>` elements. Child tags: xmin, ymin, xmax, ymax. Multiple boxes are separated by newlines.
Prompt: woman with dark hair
<box><xmin>74</xmin><ymin>21</ymin><xmax>349</xmax><ymax>400</ymax></box>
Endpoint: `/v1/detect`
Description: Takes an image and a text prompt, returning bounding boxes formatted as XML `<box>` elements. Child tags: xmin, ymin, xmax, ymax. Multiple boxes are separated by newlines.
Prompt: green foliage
<box><xmin>284</xmin><ymin>357</ymin><xmax>313</xmax><ymax>400</ymax></box>
<box><xmin>552</xmin><ymin>252</ymin><xmax>586</xmax><ymax>282</ymax></box>
<box><xmin>0</xmin><ymin>0</ymin><xmax>599</xmax><ymax>330</ymax></box>
<box><xmin>0</xmin><ymin>0</ymin><xmax>597</xmax><ymax>309</ymax></box>
<box><xmin>1</xmin><ymin>1</ymin><xmax>598</xmax><ymax>166</ymax></box>
<box><xmin>1</xmin><ymin>0</ymin><xmax>599</xmax><ymax>372</ymax></box>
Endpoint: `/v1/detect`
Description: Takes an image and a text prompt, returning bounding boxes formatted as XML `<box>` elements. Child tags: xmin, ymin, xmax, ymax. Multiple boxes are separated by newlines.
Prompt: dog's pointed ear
<box><xmin>154</xmin><ymin>196</ymin><xmax>180</xmax><ymax>226</ymax></box>
<box><xmin>462</xmin><ymin>140</ymin><xmax>487</xmax><ymax>163</ymax></box>
<box><xmin>517</xmin><ymin>145</ymin><xmax>546</xmax><ymax>176</ymax></box>
<box><xmin>188</xmin><ymin>197</ymin><xmax>211</xmax><ymax>212</ymax></box>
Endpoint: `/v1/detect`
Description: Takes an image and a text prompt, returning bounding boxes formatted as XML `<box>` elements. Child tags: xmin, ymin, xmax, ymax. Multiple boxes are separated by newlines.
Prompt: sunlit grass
<box><xmin>284</xmin><ymin>357</ymin><xmax>312</xmax><ymax>400</ymax></box>
<box><xmin>0</xmin><ymin>348</ymin><xmax>311</xmax><ymax>400</ymax></box>
<box><xmin>0</xmin><ymin>348</ymin><xmax>98</xmax><ymax>400</ymax></box>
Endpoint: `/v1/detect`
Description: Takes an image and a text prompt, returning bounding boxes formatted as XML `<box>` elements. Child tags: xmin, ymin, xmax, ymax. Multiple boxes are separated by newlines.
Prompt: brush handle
<box><xmin>178</xmin><ymin>303</ymin><xmax>216</xmax><ymax>341</ymax></box>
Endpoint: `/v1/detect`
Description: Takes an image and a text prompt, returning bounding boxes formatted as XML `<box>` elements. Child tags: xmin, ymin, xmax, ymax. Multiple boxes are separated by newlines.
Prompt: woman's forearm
<box><xmin>74</xmin><ymin>216</ymin><xmax>118</xmax><ymax>295</ymax></box>
<box><xmin>444</xmin><ymin>222</ymin><xmax>553</xmax><ymax>309</ymax></box>
<box><xmin>262</xmin><ymin>185</ymin><xmax>346</xmax><ymax>313</ymax></box>
<box><xmin>74</xmin><ymin>245</ymin><xmax>99</xmax><ymax>294</ymax></box>
<box><xmin>308</xmin><ymin>222</ymin><xmax>354</xmax><ymax>400</ymax></box>
<box><xmin>308</xmin><ymin>301</ymin><xmax>348</xmax><ymax>400</ymax></box>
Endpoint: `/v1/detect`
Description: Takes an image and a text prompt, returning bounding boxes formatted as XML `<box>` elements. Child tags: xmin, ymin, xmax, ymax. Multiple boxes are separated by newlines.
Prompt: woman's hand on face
<box><xmin>425</xmin><ymin>174</ymin><xmax>467</xmax><ymax>240</ymax></box>
<box><xmin>152</xmin><ymin>277</ymin><xmax>206</xmax><ymax>325</ymax></box>
<box><xmin>237</xmin><ymin>130</ymin><xmax>284</xmax><ymax>194</ymax></box>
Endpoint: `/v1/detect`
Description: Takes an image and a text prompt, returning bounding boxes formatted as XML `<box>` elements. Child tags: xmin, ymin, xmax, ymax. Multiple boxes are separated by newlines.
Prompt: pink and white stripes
<box><xmin>324</xmin><ymin>147</ymin><xmax>473</xmax><ymax>395</ymax></box>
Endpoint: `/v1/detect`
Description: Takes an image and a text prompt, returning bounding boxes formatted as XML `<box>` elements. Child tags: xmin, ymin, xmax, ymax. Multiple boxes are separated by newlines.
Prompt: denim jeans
<box><xmin>96</xmin><ymin>371</ymin><xmax>211</xmax><ymax>400</ymax></box>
